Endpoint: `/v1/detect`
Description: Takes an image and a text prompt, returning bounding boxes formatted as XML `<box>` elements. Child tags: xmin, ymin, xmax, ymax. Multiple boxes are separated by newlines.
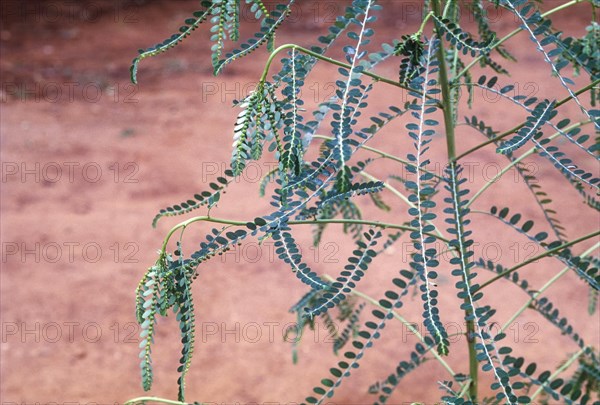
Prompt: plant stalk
<box><xmin>312</xmin><ymin>134</ymin><xmax>443</xmax><ymax>179</ymax></box>
<box><xmin>124</xmin><ymin>397</ymin><xmax>195</xmax><ymax>405</ymax></box>
<box><xmin>258</xmin><ymin>44</ymin><xmax>444</xmax><ymax>108</ymax></box>
<box><xmin>431</xmin><ymin>0</ymin><xmax>477</xmax><ymax>400</ymax></box>
<box><xmin>159</xmin><ymin>215</ymin><xmax>452</xmax><ymax>255</ymax></box>
<box><xmin>479</xmin><ymin>230</ymin><xmax>600</xmax><ymax>290</ymax></box>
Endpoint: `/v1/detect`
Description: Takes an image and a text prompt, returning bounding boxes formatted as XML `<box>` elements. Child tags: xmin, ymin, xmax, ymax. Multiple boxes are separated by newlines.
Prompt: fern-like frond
<box><xmin>433</xmin><ymin>15</ymin><xmax>493</xmax><ymax>57</ymax></box>
<box><xmin>511</xmin><ymin>163</ymin><xmax>569</xmax><ymax>241</ymax></box>
<box><xmin>501</xmin><ymin>0</ymin><xmax>600</xmax><ymax>129</ymax></box>
<box><xmin>534</xmin><ymin>137</ymin><xmax>600</xmax><ymax>191</ymax></box>
<box><xmin>214</xmin><ymin>2</ymin><xmax>293</xmax><ymax>75</ymax></box>
<box><xmin>231</xmin><ymin>87</ymin><xmax>263</xmax><ymax>175</ymax></box>
<box><xmin>502</xmin><ymin>351</ymin><xmax>596</xmax><ymax>404</ymax></box>
<box><xmin>305</xmin><ymin>229</ymin><xmax>381</xmax><ymax>318</ymax></box>
<box><xmin>136</xmin><ymin>262</ymin><xmax>162</xmax><ymax>391</ymax></box>
<box><xmin>173</xmin><ymin>246</ymin><xmax>196</xmax><ymax>401</ymax></box>
<box><xmin>317</xmin><ymin>181</ymin><xmax>384</xmax><ymax>211</ymax></box>
<box><xmin>330</xmin><ymin>0</ymin><xmax>377</xmax><ymax>171</ymax></box>
<box><xmin>130</xmin><ymin>1</ymin><xmax>215</xmax><ymax>84</ymax></box>
<box><xmin>394</xmin><ymin>34</ymin><xmax>426</xmax><ymax>85</ymax></box>
<box><xmin>405</xmin><ymin>36</ymin><xmax>449</xmax><ymax>356</ymax></box>
<box><xmin>476</xmin><ymin>258</ymin><xmax>596</xmax><ymax>349</ymax></box>
<box><xmin>184</xmin><ymin>227</ymin><xmax>249</xmax><ymax>271</ymax></box>
<box><xmin>472</xmin><ymin>0</ymin><xmax>515</xmax><ymax>64</ymax></box>
<box><xmin>280</xmin><ymin>49</ymin><xmax>307</xmax><ymax>176</ymax></box>
<box><xmin>470</xmin><ymin>78</ymin><xmax>600</xmax><ymax>191</ymax></box>
<box><xmin>535</xmin><ymin>296</ymin><xmax>593</xmax><ymax>349</ymax></box>
<box><xmin>444</xmin><ymin>163</ymin><xmax>517</xmax><ymax>402</ymax></box>
<box><xmin>272</xmin><ymin>226</ymin><xmax>329</xmax><ymax>290</ymax></box>
<box><xmin>209</xmin><ymin>1</ymin><xmax>230</xmax><ymax>68</ymax></box>
<box><xmin>152</xmin><ymin>170</ymin><xmax>233</xmax><ymax>227</ymax></box>
<box><xmin>231</xmin><ymin>83</ymin><xmax>283</xmax><ymax>175</ymax></box>
<box><xmin>464</xmin><ymin>115</ymin><xmax>497</xmax><ymax>138</ymax></box>
<box><xmin>497</xmin><ymin>99</ymin><xmax>556</xmax><ymax>154</ymax></box>
<box><xmin>486</xmin><ymin>206</ymin><xmax>600</xmax><ymax>289</ymax></box>
<box><xmin>474</xmin><ymin>79</ymin><xmax>599</xmax><ymax>159</ymax></box>
<box><xmin>465</xmin><ymin>115</ymin><xmax>569</xmax><ymax>241</ymax></box>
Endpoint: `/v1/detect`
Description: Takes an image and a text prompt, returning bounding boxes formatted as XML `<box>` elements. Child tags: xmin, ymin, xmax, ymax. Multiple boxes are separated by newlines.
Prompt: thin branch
<box><xmin>454</xmin><ymin>78</ymin><xmax>599</xmax><ymax>161</ymax></box>
<box><xmin>501</xmin><ymin>243</ymin><xmax>599</xmax><ymax>333</ymax></box>
<box><xmin>124</xmin><ymin>397</ymin><xmax>194</xmax><ymax>405</ymax></box>
<box><xmin>258</xmin><ymin>44</ymin><xmax>444</xmax><ymax>109</ymax></box>
<box><xmin>160</xmin><ymin>215</ymin><xmax>452</xmax><ymax>255</ymax></box>
<box><xmin>466</xmin><ymin>120</ymin><xmax>592</xmax><ymax>207</ymax></box>
<box><xmin>312</xmin><ymin>134</ymin><xmax>443</xmax><ymax>179</ymax></box>
<box><xmin>479</xmin><ymin>231</ymin><xmax>600</xmax><ymax>290</ymax></box>
<box><xmin>530</xmin><ymin>346</ymin><xmax>588</xmax><ymax>401</ymax></box>
<box><xmin>454</xmin><ymin>0</ymin><xmax>587</xmax><ymax>80</ymax></box>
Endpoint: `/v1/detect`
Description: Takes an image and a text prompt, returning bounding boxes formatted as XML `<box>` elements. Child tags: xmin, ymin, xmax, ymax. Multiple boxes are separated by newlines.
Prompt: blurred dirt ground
<box><xmin>1</xmin><ymin>1</ymin><xmax>598</xmax><ymax>404</ymax></box>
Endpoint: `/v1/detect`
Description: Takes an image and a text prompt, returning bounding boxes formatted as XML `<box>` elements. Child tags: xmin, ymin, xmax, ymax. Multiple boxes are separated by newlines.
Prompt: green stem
<box><xmin>360</xmin><ymin>171</ymin><xmax>414</xmax><ymax>208</ymax></box>
<box><xmin>432</xmin><ymin>8</ymin><xmax>457</xmax><ymax>160</ymax></box>
<box><xmin>124</xmin><ymin>397</ymin><xmax>194</xmax><ymax>405</ymax></box>
<box><xmin>312</xmin><ymin>134</ymin><xmax>443</xmax><ymax>179</ymax></box>
<box><xmin>454</xmin><ymin>0</ymin><xmax>585</xmax><ymax>81</ymax></box>
<box><xmin>466</xmin><ymin>120</ymin><xmax>592</xmax><ymax>207</ymax></box>
<box><xmin>501</xmin><ymin>243</ymin><xmax>599</xmax><ymax>333</ymax></box>
<box><xmin>479</xmin><ymin>230</ymin><xmax>600</xmax><ymax>290</ymax></box>
<box><xmin>454</xmin><ymin>78</ymin><xmax>600</xmax><ymax>162</ymax></box>
<box><xmin>416</xmin><ymin>11</ymin><xmax>435</xmax><ymax>36</ymax></box>
<box><xmin>431</xmin><ymin>0</ymin><xmax>474</xmax><ymax>398</ymax></box>
<box><xmin>530</xmin><ymin>346</ymin><xmax>588</xmax><ymax>401</ymax></box>
<box><xmin>467</xmin><ymin>150</ymin><xmax>530</xmax><ymax>208</ymax></box>
<box><xmin>259</xmin><ymin>44</ymin><xmax>399</xmax><ymax>89</ymax></box>
<box><xmin>258</xmin><ymin>44</ymin><xmax>443</xmax><ymax>108</ymax></box>
<box><xmin>160</xmin><ymin>215</ymin><xmax>451</xmax><ymax>255</ymax></box>
<box><xmin>322</xmin><ymin>274</ymin><xmax>459</xmax><ymax>381</ymax></box>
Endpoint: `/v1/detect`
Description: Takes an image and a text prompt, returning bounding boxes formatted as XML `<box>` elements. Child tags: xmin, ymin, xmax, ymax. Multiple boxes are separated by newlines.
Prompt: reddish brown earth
<box><xmin>1</xmin><ymin>1</ymin><xmax>598</xmax><ymax>404</ymax></box>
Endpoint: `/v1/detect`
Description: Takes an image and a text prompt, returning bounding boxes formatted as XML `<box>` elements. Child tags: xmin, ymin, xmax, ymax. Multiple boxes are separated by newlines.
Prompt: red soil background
<box><xmin>1</xmin><ymin>1</ymin><xmax>598</xmax><ymax>403</ymax></box>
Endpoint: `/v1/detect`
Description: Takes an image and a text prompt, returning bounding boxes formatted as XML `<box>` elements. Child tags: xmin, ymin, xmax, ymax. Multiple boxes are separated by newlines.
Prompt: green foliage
<box><xmin>272</xmin><ymin>225</ymin><xmax>329</xmax><ymax>290</ymax></box>
<box><xmin>305</xmin><ymin>229</ymin><xmax>381</xmax><ymax>318</ymax></box>
<box><xmin>487</xmin><ymin>205</ymin><xmax>600</xmax><ymax>290</ymax></box>
<box><xmin>130</xmin><ymin>1</ymin><xmax>215</xmax><ymax>84</ymax></box>
<box><xmin>394</xmin><ymin>34</ymin><xmax>426</xmax><ymax>85</ymax></box>
<box><xmin>469</xmin><ymin>75</ymin><xmax>600</xmax><ymax>204</ymax></box>
<box><xmin>433</xmin><ymin>15</ymin><xmax>493</xmax><ymax>57</ymax></box>
<box><xmin>127</xmin><ymin>0</ymin><xmax>600</xmax><ymax>403</ymax></box>
<box><xmin>445</xmin><ymin>164</ymin><xmax>520</xmax><ymax>402</ymax></box>
<box><xmin>404</xmin><ymin>37</ymin><xmax>449</xmax><ymax>357</ymax></box>
<box><xmin>152</xmin><ymin>170</ymin><xmax>233</xmax><ymax>227</ymax></box>
<box><xmin>496</xmin><ymin>99</ymin><xmax>556</xmax><ymax>154</ymax></box>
